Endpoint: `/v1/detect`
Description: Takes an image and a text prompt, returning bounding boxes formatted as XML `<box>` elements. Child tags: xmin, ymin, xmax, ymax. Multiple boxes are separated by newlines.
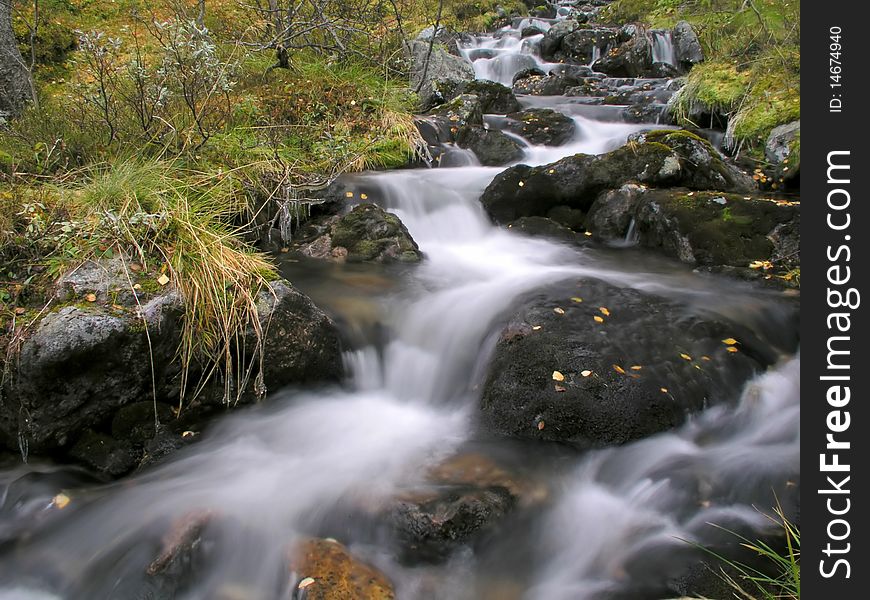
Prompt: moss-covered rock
<box><xmin>460</xmin><ymin>80</ymin><xmax>522</xmax><ymax>114</ymax></box>
<box><xmin>331</xmin><ymin>204</ymin><xmax>423</xmax><ymax>263</ymax></box>
<box><xmin>586</xmin><ymin>185</ymin><xmax>800</xmax><ymax>271</ymax></box>
<box><xmin>289</xmin><ymin>538</ymin><xmax>395</xmax><ymax>599</ymax></box>
<box><xmin>480</xmin><ymin>128</ymin><xmax>754</xmax><ymax>223</ymax></box>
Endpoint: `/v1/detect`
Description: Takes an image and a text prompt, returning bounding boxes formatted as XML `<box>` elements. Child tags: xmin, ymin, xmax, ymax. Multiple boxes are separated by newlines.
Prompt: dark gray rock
<box><xmin>512</xmin><ymin>74</ymin><xmax>580</xmax><ymax>96</ymax></box>
<box><xmin>409</xmin><ymin>40</ymin><xmax>475</xmax><ymax>111</ymax></box>
<box><xmin>540</xmin><ymin>19</ymin><xmax>581</xmax><ymax>59</ymax></box>
<box><xmin>764</xmin><ymin>120</ymin><xmax>800</xmax><ymax>183</ymax></box>
<box><xmin>561</xmin><ymin>27</ymin><xmax>620</xmax><ymax>64</ymax></box>
<box><xmin>480</xmin><ymin>129</ymin><xmax>754</xmax><ymax>223</ymax></box>
<box><xmin>480</xmin><ymin>279</ymin><xmax>777</xmax><ymax>445</ymax></box>
<box><xmin>457</xmin><ymin>127</ymin><xmax>524</xmax><ymax>166</ymax></box>
<box><xmin>460</xmin><ymin>80</ymin><xmax>522</xmax><ymax>114</ymax></box>
<box><xmin>503</xmin><ymin>108</ymin><xmax>577</xmax><ymax>146</ymax></box>
<box><xmin>508</xmin><ymin>216</ymin><xmax>581</xmax><ymax>242</ymax></box>
<box><xmin>673</xmin><ymin>21</ymin><xmax>704</xmax><ymax>68</ymax></box>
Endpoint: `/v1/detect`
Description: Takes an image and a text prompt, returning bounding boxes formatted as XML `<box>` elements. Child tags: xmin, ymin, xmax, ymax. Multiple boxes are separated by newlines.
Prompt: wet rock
<box><xmin>503</xmin><ymin>108</ymin><xmax>576</xmax><ymax>146</ymax></box>
<box><xmin>289</xmin><ymin>538</ymin><xmax>395</xmax><ymax>599</ymax></box>
<box><xmin>591</xmin><ymin>33</ymin><xmax>653</xmax><ymax>77</ymax></box>
<box><xmin>408</xmin><ymin>40</ymin><xmax>475</xmax><ymax>111</ymax></box>
<box><xmin>460</xmin><ymin>80</ymin><xmax>521</xmax><ymax>114</ymax></box>
<box><xmin>508</xmin><ymin>216</ymin><xmax>581</xmax><ymax>243</ymax></box>
<box><xmin>428</xmin><ymin>93</ymin><xmax>484</xmax><ymax>128</ymax></box>
<box><xmin>330</xmin><ymin>204</ymin><xmax>423</xmax><ymax>263</ymax></box>
<box><xmin>764</xmin><ymin>120</ymin><xmax>800</xmax><ymax>183</ymax></box>
<box><xmin>512</xmin><ymin>74</ymin><xmax>580</xmax><ymax>96</ymax></box>
<box><xmin>466</xmin><ymin>48</ymin><xmax>498</xmax><ymax>61</ymax></box>
<box><xmin>387</xmin><ymin>452</ymin><xmax>544</xmax><ymax>563</ymax></box>
<box><xmin>546</xmin><ymin>205</ymin><xmax>587</xmax><ymax>230</ymax></box>
<box><xmin>560</xmin><ymin>27</ymin><xmax>620</xmax><ymax>64</ymax></box>
<box><xmin>0</xmin><ymin>271</ymin><xmax>343</xmax><ymax>474</ymax></box>
<box><xmin>540</xmin><ymin>19</ymin><xmax>582</xmax><ymax>59</ymax></box>
<box><xmin>530</xmin><ymin>4</ymin><xmax>557</xmax><ymax>19</ymax></box>
<box><xmin>511</xmin><ymin>66</ymin><xmax>547</xmax><ymax>85</ymax></box>
<box><xmin>480</xmin><ymin>129</ymin><xmax>754</xmax><ymax>223</ymax></box>
<box><xmin>587</xmin><ymin>186</ymin><xmax>800</xmax><ymax>269</ymax></box>
<box><xmin>521</xmin><ymin>25</ymin><xmax>545</xmax><ymax>38</ymax></box>
<box><xmin>456</xmin><ymin>127</ymin><xmax>524</xmax><ymax>166</ymax></box>
<box><xmin>673</xmin><ymin>21</ymin><xmax>704</xmax><ymax>68</ymax></box>
<box><xmin>480</xmin><ymin>279</ymin><xmax>777</xmax><ymax>445</ymax></box>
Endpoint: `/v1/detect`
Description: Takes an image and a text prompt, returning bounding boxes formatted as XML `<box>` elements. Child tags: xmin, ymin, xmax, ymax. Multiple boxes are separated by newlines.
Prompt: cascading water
<box><xmin>649</xmin><ymin>30</ymin><xmax>678</xmax><ymax>68</ymax></box>
<box><xmin>0</xmin><ymin>15</ymin><xmax>798</xmax><ymax>600</ymax></box>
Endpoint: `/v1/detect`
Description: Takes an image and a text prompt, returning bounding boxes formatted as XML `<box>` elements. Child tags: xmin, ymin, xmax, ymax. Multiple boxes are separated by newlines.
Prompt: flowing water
<box><xmin>0</xmin><ymin>16</ymin><xmax>799</xmax><ymax>600</ymax></box>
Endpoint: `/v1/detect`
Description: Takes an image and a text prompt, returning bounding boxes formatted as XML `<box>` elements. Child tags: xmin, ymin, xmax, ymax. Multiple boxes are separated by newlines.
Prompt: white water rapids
<box><xmin>0</xmin><ymin>15</ymin><xmax>799</xmax><ymax>600</ymax></box>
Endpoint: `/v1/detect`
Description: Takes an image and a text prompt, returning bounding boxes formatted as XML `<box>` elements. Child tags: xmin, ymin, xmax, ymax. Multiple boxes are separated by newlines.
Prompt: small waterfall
<box><xmin>649</xmin><ymin>30</ymin><xmax>677</xmax><ymax>67</ymax></box>
<box><xmin>588</xmin><ymin>44</ymin><xmax>602</xmax><ymax>67</ymax></box>
<box><xmin>623</xmin><ymin>217</ymin><xmax>639</xmax><ymax>245</ymax></box>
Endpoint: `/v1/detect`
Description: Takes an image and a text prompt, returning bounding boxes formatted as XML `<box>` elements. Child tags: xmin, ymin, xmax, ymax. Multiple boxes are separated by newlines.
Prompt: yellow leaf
<box><xmin>630</xmin><ymin>365</ymin><xmax>642</xmax><ymax>371</ymax></box>
<box><xmin>552</xmin><ymin>370</ymin><xmax>565</xmax><ymax>382</ymax></box>
<box><xmin>599</xmin><ymin>307</ymin><xmax>610</xmax><ymax>316</ymax></box>
<box><xmin>680</xmin><ymin>353</ymin><xmax>692</xmax><ymax>361</ymax></box>
<box><xmin>593</xmin><ymin>315</ymin><xmax>604</xmax><ymax>323</ymax></box>
<box><xmin>345</xmin><ymin>191</ymin><xmax>354</xmax><ymax>198</ymax></box>
<box><xmin>580</xmin><ymin>370</ymin><xmax>593</xmax><ymax>377</ymax></box>
<box><xmin>85</xmin><ymin>293</ymin><xmax>97</xmax><ymax>302</ymax></box>
<box><xmin>52</xmin><ymin>493</ymin><xmax>71</xmax><ymax>509</ymax></box>
<box><xmin>360</xmin><ymin>193</ymin><xmax>368</xmax><ymax>200</ymax></box>
<box><xmin>612</xmin><ymin>364</ymin><xmax>626</xmax><ymax>375</ymax></box>
<box><xmin>182</xmin><ymin>430</ymin><xmax>196</xmax><ymax>438</ymax></box>
<box><xmin>157</xmin><ymin>274</ymin><xmax>170</xmax><ymax>286</ymax></box>
<box><xmin>298</xmin><ymin>577</ymin><xmax>316</xmax><ymax>590</ymax></box>
<box><xmin>532</xmin><ymin>325</ymin><xmax>542</xmax><ymax>330</ymax></box>
<box><xmin>553</xmin><ymin>307</ymin><xmax>565</xmax><ymax>315</ymax></box>
<box><xmin>701</xmin><ymin>356</ymin><xmax>711</xmax><ymax>361</ymax></box>
<box><xmin>133</xmin><ymin>283</ymin><xmax>142</xmax><ymax>290</ymax></box>
<box><xmin>537</xmin><ymin>420</ymin><xmax>545</xmax><ymax>430</ymax></box>
<box><xmin>660</xmin><ymin>387</ymin><xmax>669</xmax><ymax>393</ymax></box>
<box><xmin>726</xmin><ymin>346</ymin><xmax>739</xmax><ymax>353</ymax></box>
<box><xmin>571</xmin><ymin>297</ymin><xmax>583</xmax><ymax>303</ymax></box>
<box><xmin>518</xmin><ymin>181</ymin><xmax>525</xmax><ymax>187</ymax></box>
<box><xmin>584</xmin><ymin>231</ymin><xmax>593</xmax><ymax>236</ymax></box>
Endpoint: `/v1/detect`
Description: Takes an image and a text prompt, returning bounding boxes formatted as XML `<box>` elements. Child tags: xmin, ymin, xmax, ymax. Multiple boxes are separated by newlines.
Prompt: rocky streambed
<box><xmin>0</xmin><ymin>2</ymin><xmax>799</xmax><ymax>599</ymax></box>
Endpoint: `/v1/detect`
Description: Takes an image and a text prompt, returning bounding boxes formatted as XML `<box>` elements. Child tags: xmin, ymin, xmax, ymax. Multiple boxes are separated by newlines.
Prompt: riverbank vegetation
<box><xmin>602</xmin><ymin>0</ymin><xmax>799</xmax><ymax>156</ymax></box>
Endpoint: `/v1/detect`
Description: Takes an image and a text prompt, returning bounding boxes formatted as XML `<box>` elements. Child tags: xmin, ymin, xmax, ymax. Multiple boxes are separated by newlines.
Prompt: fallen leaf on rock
<box><xmin>85</xmin><ymin>293</ymin><xmax>97</xmax><ymax>302</ymax></box>
<box><xmin>532</xmin><ymin>325</ymin><xmax>542</xmax><ymax>330</ymax></box>
<box><xmin>612</xmin><ymin>364</ymin><xmax>626</xmax><ymax>375</ymax></box>
<box><xmin>660</xmin><ymin>387</ymin><xmax>669</xmax><ymax>393</ymax></box>
<box><xmin>630</xmin><ymin>365</ymin><xmax>642</xmax><ymax>371</ymax></box>
<box><xmin>584</xmin><ymin>231</ymin><xmax>593</xmax><ymax>236</ymax></box>
<box><xmin>593</xmin><ymin>316</ymin><xmax>604</xmax><ymax>323</ymax></box>
<box><xmin>599</xmin><ymin>307</ymin><xmax>610</xmax><ymax>316</ymax></box>
<box><xmin>701</xmin><ymin>356</ymin><xmax>711</xmax><ymax>361</ymax></box>
<box><xmin>552</xmin><ymin>371</ymin><xmax>565</xmax><ymax>382</ymax></box>
<box><xmin>52</xmin><ymin>493</ymin><xmax>71</xmax><ymax>509</ymax></box>
<box><xmin>722</xmin><ymin>338</ymin><xmax>738</xmax><ymax>346</ymax></box>
<box><xmin>581</xmin><ymin>370</ymin><xmax>593</xmax><ymax>377</ymax></box>
<box><xmin>297</xmin><ymin>578</ymin><xmax>316</xmax><ymax>590</ymax></box>
<box><xmin>345</xmin><ymin>191</ymin><xmax>354</xmax><ymax>198</ymax></box>
<box><xmin>518</xmin><ymin>181</ymin><xmax>525</xmax><ymax>187</ymax></box>
<box><xmin>182</xmin><ymin>431</ymin><xmax>196</xmax><ymax>439</ymax></box>
<box><xmin>679</xmin><ymin>353</ymin><xmax>692</xmax><ymax>361</ymax></box>
<box><xmin>553</xmin><ymin>307</ymin><xmax>565</xmax><ymax>315</ymax></box>
<box><xmin>133</xmin><ymin>283</ymin><xmax>142</xmax><ymax>290</ymax></box>
<box><xmin>157</xmin><ymin>274</ymin><xmax>170</xmax><ymax>286</ymax></box>
<box><xmin>571</xmin><ymin>297</ymin><xmax>583</xmax><ymax>303</ymax></box>
<box><xmin>360</xmin><ymin>193</ymin><xmax>368</xmax><ymax>200</ymax></box>
<box><xmin>537</xmin><ymin>420</ymin><xmax>545</xmax><ymax>430</ymax></box>
<box><xmin>726</xmin><ymin>346</ymin><xmax>739</xmax><ymax>353</ymax></box>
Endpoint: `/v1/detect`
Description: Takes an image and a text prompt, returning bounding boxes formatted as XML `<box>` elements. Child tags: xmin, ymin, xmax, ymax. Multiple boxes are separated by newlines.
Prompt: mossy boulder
<box><xmin>503</xmin><ymin>108</ymin><xmax>577</xmax><ymax>146</ymax></box>
<box><xmin>459</xmin><ymin>80</ymin><xmax>522</xmax><ymax>114</ymax></box>
<box><xmin>512</xmin><ymin>73</ymin><xmax>581</xmax><ymax>96</ymax></box>
<box><xmin>586</xmin><ymin>185</ymin><xmax>800</xmax><ymax>270</ymax></box>
<box><xmin>427</xmin><ymin>93</ymin><xmax>484</xmax><ymax>127</ymax></box>
<box><xmin>560</xmin><ymin>27</ymin><xmax>621</xmax><ymax>64</ymax></box>
<box><xmin>331</xmin><ymin>204</ymin><xmax>423</xmax><ymax>263</ymax></box>
<box><xmin>480</xmin><ymin>129</ymin><xmax>754</xmax><ymax>223</ymax></box>
<box><xmin>408</xmin><ymin>40</ymin><xmax>475</xmax><ymax>111</ymax></box>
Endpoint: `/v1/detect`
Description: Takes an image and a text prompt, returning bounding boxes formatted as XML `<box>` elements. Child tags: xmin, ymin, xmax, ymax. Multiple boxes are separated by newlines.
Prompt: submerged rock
<box><xmin>289</xmin><ymin>538</ymin><xmax>395</xmax><ymax>599</ymax></box>
<box><xmin>480</xmin><ymin>279</ymin><xmax>792</xmax><ymax>445</ymax></box>
<box><xmin>480</xmin><ymin>129</ymin><xmax>754</xmax><ymax>223</ymax></box>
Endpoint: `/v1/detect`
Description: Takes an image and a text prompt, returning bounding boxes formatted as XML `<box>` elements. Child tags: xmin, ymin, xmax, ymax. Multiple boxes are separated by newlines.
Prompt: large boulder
<box><xmin>512</xmin><ymin>73</ymin><xmax>580</xmax><ymax>96</ymax></box>
<box><xmin>586</xmin><ymin>185</ymin><xmax>801</xmax><ymax>269</ymax></box>
<box><xmin>673</xmin><ymin>21</ymin><xmax>704</xmax><ymax>68</ymax></box>
<box><xmin>0</xmin><ymin>274</ymin><xmax>343</xmax><ymax>473</ymax></box>
<box><xmin>560</xmin><ymin>27</ymin><xmax>620</xmax><ymax>64</ymax></box>
<box><xmin>764</xmin><ymin>120</ymin><xmax>800</xmax><ymax>184</ymax></box>
<box><xmin>480</xmin><ymin>278</ymin><xmax>793</xmax><ymax>445</ymax></box>
<box><xmin>591</xmin><ymin>33</ymin><xmax>654</xmax><ymax>77</ymax></box>
<box><xmin>408</xmin><ymin>40</ymin><xmax>475</xmax><ymax>111</ymax></box>
<box><xmin>480</xmin><ymin>129</ymin><xmax>755</xmax><ymax>223</ymax></box>
<box><xmin>540</xmin><ymin>19</ymin><xmax>582</xmax><ymax>59</ymax></box>
<box><xmin>502</xmin><ymin>108</ymin><xmax>577</xmax><ymax>146</ymax></box>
